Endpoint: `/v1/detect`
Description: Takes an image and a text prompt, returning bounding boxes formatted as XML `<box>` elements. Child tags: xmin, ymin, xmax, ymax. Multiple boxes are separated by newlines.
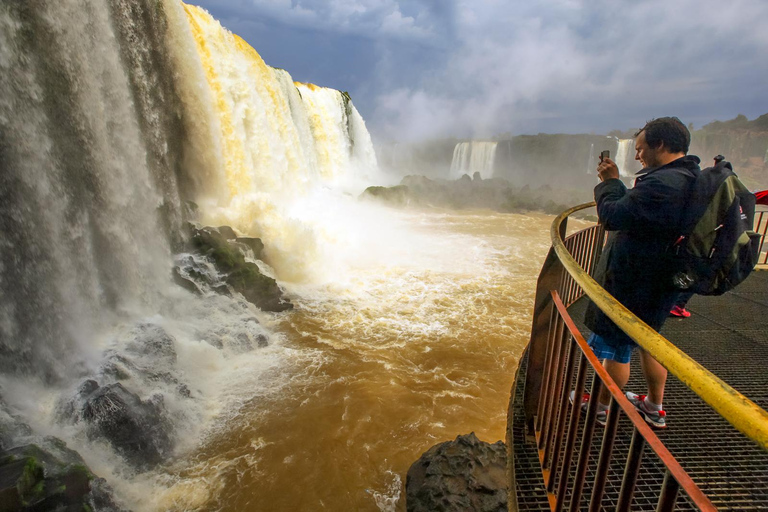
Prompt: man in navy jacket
<box><xmin>581</xmin><ymin>117</ymin><xmax>700</xmax><ymax>429</ymax></box>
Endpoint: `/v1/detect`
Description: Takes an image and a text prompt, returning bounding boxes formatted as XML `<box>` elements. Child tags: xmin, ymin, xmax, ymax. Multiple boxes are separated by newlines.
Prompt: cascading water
<box><xmin>449</xmin><ymin>141</ymin><xmax>498</xmax><ymax>179</ymax></box>
<box><xmin>0</xmin><ymin>2</ymin><xmax>547</xmax><ymax>511</ymax></box>
<box><xmin>0</xmin><ymin>0</ymin><xmax>183</xmax><ymax>380</ymax></box>
<box><xmin>615</xmin><ymin>138</ymin><xmax>636</xmax><ymax>177</ymax></box>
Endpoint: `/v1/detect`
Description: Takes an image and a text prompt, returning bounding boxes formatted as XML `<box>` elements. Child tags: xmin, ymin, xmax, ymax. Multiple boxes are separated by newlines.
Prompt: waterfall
<box><xmin>615</xmin><ymin>138</ymin><xmax>636</xmax><ymax>177</ymax></box>
<box><xmin>586</xmin><ymin>143</ymin><xmax>595</xmax><ymax>174</ymax></box>
<box><xmin>181</xmin><ymin>5</ymin><xmax>378</xmax><ymax>282</ymax></box>
<box><xmin>0</xmin><ymin>1</ymin><xmax>188</xmax><ymax>379</ymax></box>
<box><xmin>0</xmin><ymin>0</ymin><xmax>381</xmax><ymax>497</ymax></box>
<box><xmin>449</xmin><ymin>141</ymin><xmax>498</xmax><ymax>179</ymax></box>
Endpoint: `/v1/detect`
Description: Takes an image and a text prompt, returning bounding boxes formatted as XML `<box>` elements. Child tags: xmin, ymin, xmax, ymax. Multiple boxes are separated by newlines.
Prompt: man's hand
<box><xmin>597</xmin><ymin>157</ymin><xmax>619</xmax><ymax>182</ymax></box>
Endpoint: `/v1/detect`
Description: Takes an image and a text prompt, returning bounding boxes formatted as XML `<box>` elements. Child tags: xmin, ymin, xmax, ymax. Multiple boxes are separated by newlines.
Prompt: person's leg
<box><xmin>598</xmin><ymin>359</ymin><xmax>630</xmax><ymax>405</ymax></box>
<box><xmin>638</xmin><ymin>349</ymin><xmax>667</xmax><ymax>406</ymax></box>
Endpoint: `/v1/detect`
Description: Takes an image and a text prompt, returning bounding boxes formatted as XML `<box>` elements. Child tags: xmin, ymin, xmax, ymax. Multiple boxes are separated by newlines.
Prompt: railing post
<box><xmin>617</xmin><ymin>428</ymin><xmax>647</xmax><ymax>512</ymax></box>
<box><xmin>555</xmin><ymin>351</ymin><xmax>588</xmax><ymax>512</ymax></box>
<box><xmin>536</xmin><ymin>303</ymin><xmax>558</xmax><ymax>433</ymax></box>
<box><xmin>524</xmin><ymin>246</ymin><xmax>566</xmax><ymax>434</ymax></box>
<box><xmin>569</xmin><ymin>375</ymin><xmax>603</xmax><ymax>511</ymax></box>
<box><xmin>546</xmin><ymin>337</ymin><xmax>579</xmax><ymax>488</ymax></box>
<box><xmin>589</xmin><ymin>398</ymin><xmax>621</xmax><ymax>512</ymax></box>
<box><xmin>656</xmin><ymin>470</ymin><xmax>680</xmax><ymax>512</ymax></box>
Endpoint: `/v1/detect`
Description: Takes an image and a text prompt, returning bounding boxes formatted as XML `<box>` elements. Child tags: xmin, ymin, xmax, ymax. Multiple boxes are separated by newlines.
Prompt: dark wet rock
<box><xmin>0</xmin><ymin>399</ymin><xmax>33</xmax><ymax>450</ymax></box>
<box><xmin>235</xmin><ymin>237</ymin><xmax>264</xmax><ymax>260</ymax></box>
<box><xmin>188</xmin><ymin>225</ymin><xmax>292</xmax><ymax>312</ymax></box>
<box><xmin>182</xmin><ymin>201</ymin><xmax>199</xmax><ymax>222</ymax></box>
<box><xmin>172</xmin><ymin>266</ymin><xmax>202</xmax><ymax>295</ymax></box>
<box><xmin>472</xmin><ymin>171</ymin><xmax>482</xmax><ymax>181</ymax></box>
<box><xmin>99</xmin><ymin>354</ymin><xmax>135</xmax><ymax>382</ymax></box>
<box><xmin>0</xmin><ymin>439</ymin><xmax>125</xmax><ymax>511</ymax></box>
<box><xmin>458</xmin><ymin>173</ymin><xmax>472</xmax><ymax>183</ymax></box>
<box><xmin>203</xmin><ymin>318</ymin><xmax>269</xmax><ymax>353</ymax></box>
<box><xmin>225</xmin><ymin>262</ymin><xmax>292</xmax><ymax>312</ymax></box>
<box><xmin>361</xmin><ymin>185</ymin><xmax>410</xmax><ymax>206</ymax></box>
<box><xmin>125</xmin><ymin>323</ymin><xmax>177</xmax><ymax>366</ymax></box>
<box><xmin>216</xmin><ymin>225</ymin><xmax>238</xmax><ymax>240</ymax></box>
<box><xmin>211</xmin><ymin>283</ymin><xmax>232</xmax><ymax>297</ymax></box>
<box><xmin>406</xmin><ymin>432</ymin><xmax>507</xmax><ymax>512</ymax></box>
<box><xmin>177</xmin><ymin>384</ymin><xmax>191</xmax><ymax>398</ymax></box>
<box><xmin>80</xmin><ymin>382</ymin><xmax>173</xmax><ymax>470</ymax></box>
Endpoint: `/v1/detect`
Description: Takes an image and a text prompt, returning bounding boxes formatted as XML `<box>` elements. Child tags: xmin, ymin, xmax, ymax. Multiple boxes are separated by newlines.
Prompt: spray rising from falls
<box><xmin>450</xmin><ymin>141</ymin><xmax>498</xmax><ymax>179</ymax></box>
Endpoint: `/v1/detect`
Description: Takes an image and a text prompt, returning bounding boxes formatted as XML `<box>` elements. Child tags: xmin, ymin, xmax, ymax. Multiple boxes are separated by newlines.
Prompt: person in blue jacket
<box><xmin>579</xmin><ymin>117</ymin><xmax>701</xmax><ymax>429</ymax></box>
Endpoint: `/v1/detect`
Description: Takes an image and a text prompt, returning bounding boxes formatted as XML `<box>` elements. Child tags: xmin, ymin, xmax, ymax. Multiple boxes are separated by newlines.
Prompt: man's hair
<box><xmin>635</xmin><ymin>117</ymin><xmax>690</xmax><ymax>154</ymax></box>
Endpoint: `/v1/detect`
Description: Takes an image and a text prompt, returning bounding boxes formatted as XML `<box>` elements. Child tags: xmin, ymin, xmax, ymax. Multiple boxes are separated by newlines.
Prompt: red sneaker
<box><xmin>670</xmin><ymin>306</ymin><xmax>691</xmax><ymax>318</ymax></box>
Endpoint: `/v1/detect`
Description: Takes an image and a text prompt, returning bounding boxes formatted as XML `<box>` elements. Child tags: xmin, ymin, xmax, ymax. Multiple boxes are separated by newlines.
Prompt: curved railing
<box><xmin>551</xmin><ymin>203</ymin><xmax>768</xmax><ymax>449</ymax></box>
<box><xmin>515</xmin><ymin>202</ymin><xmax>768</xmax><ymax>512</ymax></box>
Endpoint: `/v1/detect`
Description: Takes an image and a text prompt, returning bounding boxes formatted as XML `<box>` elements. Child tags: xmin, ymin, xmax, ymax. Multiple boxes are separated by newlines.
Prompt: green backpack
<box><xmin>671</xmin><ymin>156</ymin><xmax>761</xmax><ymax>295</ymax></box>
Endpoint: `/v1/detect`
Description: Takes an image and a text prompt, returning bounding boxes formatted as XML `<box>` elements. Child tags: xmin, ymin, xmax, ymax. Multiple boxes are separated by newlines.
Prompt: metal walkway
<box><xmin>511</xmin><ymin>270</ymin><xmax>768</xmax><ymax>511</ymax></box>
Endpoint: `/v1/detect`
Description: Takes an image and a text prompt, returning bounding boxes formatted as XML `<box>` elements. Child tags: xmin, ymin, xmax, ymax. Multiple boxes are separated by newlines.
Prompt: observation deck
<box><xmin>507</xmin><ymin>204</ymin><xmax>768</xmax><ymax>511</ymax></box>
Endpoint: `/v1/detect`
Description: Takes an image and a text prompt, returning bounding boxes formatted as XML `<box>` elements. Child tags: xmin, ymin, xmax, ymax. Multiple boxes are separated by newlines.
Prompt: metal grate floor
<box><xmin>512</xmin><ymin>270</ymin><xmax>768</xmax><ymax>511</ymax></box>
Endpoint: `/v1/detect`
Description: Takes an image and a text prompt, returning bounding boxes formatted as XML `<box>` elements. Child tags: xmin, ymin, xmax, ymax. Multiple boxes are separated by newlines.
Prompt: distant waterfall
<box><xmin>586</xmin><ymin>143</ymin><xmax>595</xmax><ymax>174</ymax></box>
<box><xmin>450</xmin><ymin>141</ymin><xmax>498</xmax><ymax>179</ymax></box>
<box><xmin>616</xmin><ymin>139</ymin><xmax>636</xmax><ymax>177</ymax></box>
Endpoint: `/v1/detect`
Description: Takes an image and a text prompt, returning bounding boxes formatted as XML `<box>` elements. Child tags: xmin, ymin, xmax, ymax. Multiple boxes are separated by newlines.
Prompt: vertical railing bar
<box><xmin>555</xmin><ymin>351</ymin><xmax>589</xmax><ymax>512</ymax></box>
<box><xmin>547</xmin><ymin>337</ymin><xmax>579</xmax><ymax>491</ymax></box>
<box><xmin>542</xmin><ymin>322</ymin><xmax>571</xmax><ymax>468</ymax></box>
<box><xmin>569</xmin><ymin>375</ymin><xmax>603</xmax><ymax>511</ymax></box>
<box><xmin>585</xmin><ymin>226</ymin><xmax>597</xmax><ymax>276</ymax></box>
<box><xmin>616</xmin><ymin>428</ymin><xmax>647</xmax><ymax>512</ymax></box>
<box><xmin>567</xmin><ymin>231</ymin><xmax>581</xmax><ymax>304</ymax></box>
<box><xmin>536</xmin><ymin>302</ymin><xmax>558</xmax><ymax>433</ymax></box>
<box><xmin>539</xmin><ymin>311</ymin><xmax>564</xmax><ymax>447</ymax></box>
<box><xmin>656</xmin><ymin>470</ymin><xmax>681</xmax><ymax>512</ymax></box>
<box><xmin>589</xmin><ymin>398</ymin><xmax>621</xmax><ymax>512</ymax></box>
<box><xmin>539</xmin><ymin>316</ymin><xmax>566</xmax><ymax>451</ymax></box>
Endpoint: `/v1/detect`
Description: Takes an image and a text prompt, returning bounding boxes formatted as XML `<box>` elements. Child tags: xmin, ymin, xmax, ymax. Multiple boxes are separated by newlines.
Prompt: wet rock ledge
<box><xmin>406</xmin><ymin>432</ymin><xmax>507</xmax><ymax>512</ymax></box>
<box><xmin>174</xmin><ymin>223</ymin><xmax>292</xmax><ymax>312</ymax></box>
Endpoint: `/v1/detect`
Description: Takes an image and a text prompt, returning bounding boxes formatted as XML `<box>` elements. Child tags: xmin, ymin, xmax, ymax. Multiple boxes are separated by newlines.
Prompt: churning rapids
<box><xmin>0</xmin><ymin>1</ymin><xmax>553</xmax><ymax>511</ymax></box>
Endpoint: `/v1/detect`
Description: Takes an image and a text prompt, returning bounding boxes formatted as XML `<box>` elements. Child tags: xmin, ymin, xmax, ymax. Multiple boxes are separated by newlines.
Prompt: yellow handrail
<box><xmin>552</xmin><ymin>202</ymin><xmax>768</xmax><ymax>451</ymax></box>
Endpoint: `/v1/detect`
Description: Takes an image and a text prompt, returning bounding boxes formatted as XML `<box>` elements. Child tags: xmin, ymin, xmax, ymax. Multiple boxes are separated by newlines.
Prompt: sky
<box><xmin>190</xmin><ymin>0</ymin><xmax>768</xmax><ymax>142</ymax></box>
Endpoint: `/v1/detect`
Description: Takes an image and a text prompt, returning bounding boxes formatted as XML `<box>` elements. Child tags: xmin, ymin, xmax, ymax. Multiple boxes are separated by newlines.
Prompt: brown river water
<box><xmin>119</xmin><ymin>208</ymin><xmax>559</xmax><ymax>511</ymax></box>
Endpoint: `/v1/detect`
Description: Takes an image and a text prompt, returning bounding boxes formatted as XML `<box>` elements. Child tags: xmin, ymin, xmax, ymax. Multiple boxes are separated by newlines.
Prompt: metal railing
<box><xmin>518</xmin><ymin>202</ymin><xmax>768</xmax><ymax>512</ymax></box>
<box><xmin>756</xmin><ymin>205</ymin><xmax>768</xmax><ymax>267</ymax></box>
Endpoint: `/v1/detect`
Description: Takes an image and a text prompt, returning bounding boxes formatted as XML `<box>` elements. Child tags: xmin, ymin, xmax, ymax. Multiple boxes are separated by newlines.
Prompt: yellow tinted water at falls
<box><xmin>130</xmin><ymin>5</ymin><xmax>555</xmax><ymax>511</ymax></box>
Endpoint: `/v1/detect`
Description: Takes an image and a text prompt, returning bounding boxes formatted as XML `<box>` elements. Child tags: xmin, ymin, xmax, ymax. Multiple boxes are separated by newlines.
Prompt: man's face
<box><xmin>634</xmin><ymin>131</ymin><xmax>662</xmax><ymax>168</ymax></box>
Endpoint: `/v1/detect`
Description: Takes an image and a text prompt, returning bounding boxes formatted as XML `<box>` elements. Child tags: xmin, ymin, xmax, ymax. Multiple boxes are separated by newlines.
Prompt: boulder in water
<box><xmin>361</xmin><ymin>185</ymin><xmax>411</xmax><ymax>206</ymax></box>
<box><xmin>406</xmin><ymin>432</ymin><xmax>507</xmax><ymax>512</ymax></box>
<box><xmin>125</xmin><ymin>323</ymin><xmax>177</xmax><ymax>366</ymax></box>
<box><xmin>0</xmin><ymin>438</ymin><xmax>125</xmax><ymax>511</ymax></box>
<box><xmin>225</xmin><ymin>262</ymin><xmax>292</xmax><ymax>312</ymax></box>
<box><xmin>189</xmin><ymin>225</ymin><xmax>292</xmax><ymax>312</ymax></box>
<box><xmin>216</xmin><ymin>225</ymin><xmax>238</xmax><ymax>240</ymax></box>
<box><xmin>235</xmin><ymin>236</ymin><xmax>264</xmax><ymax>260</ymax></box>
<box><xmin>80</xmin><ymin>382</ymin><xmax>173</xmax><ymax>470</ymax></box>
<box><xmin>173</xmin><ymin>266</ymin><xmax>202</xmax><ymax>295</ymax></box>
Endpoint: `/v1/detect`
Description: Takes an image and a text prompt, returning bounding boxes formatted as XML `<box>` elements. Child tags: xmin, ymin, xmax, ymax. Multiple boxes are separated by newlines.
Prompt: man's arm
<box><xmin>595</xmin><ymin>173</ymin><xmax>686</xmax><ymax>232</ymax></box>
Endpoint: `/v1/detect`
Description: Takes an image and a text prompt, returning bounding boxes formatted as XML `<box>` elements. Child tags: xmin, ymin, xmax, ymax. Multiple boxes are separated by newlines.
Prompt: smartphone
<box><xmin>600</xmin><ymin>150</ymin><xmax>610</xmax><ymax>162</ymax></box>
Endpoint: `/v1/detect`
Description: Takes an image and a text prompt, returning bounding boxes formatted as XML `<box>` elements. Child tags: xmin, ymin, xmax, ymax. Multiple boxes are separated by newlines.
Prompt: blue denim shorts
<box><xmin>587</xmin><ymin>333</ymin><xmax>636</xmax><ymax>364</ymax></box>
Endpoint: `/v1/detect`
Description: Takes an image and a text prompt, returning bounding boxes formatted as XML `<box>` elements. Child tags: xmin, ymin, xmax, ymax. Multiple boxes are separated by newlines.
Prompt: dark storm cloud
<box><xmin>189</xmin><ymin>0</ymin><xmax>768</xmax><ymax>141</ymax></box>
